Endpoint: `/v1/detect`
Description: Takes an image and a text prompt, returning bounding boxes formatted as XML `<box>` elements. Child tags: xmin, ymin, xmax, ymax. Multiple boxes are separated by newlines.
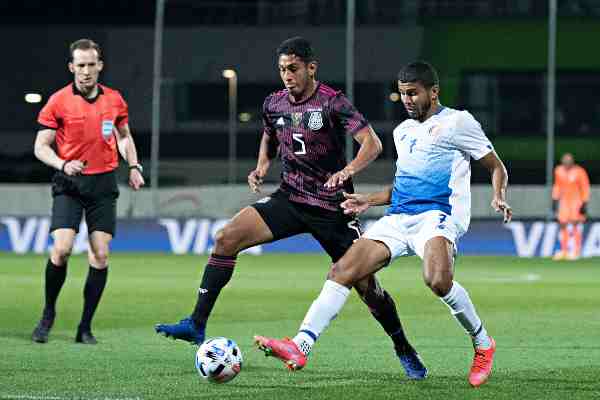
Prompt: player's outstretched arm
<box><xmin>325</xmin><ymin>125</ymin><xmax>382</xmax><ymax>188</ymax></box>
<box><xmin>248</xmin><ymin>132</ymin><xmax>278</xmax><ymax>193</ymax></box>
<box><xmin>478</xmin><ymin>151</ymin><xmax>512</xmax><ymax>223</ymax></box>
<box><xmin>340</xmin><ymin>186</ymin><xmax>392</xmax><ymax>215</ymax></box>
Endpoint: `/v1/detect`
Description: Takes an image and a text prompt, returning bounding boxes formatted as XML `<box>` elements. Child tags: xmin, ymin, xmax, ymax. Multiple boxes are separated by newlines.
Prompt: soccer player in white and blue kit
<box><xmin>255</xmin><ymin>61</ymin><xmax>512</xmax><ymax>387</ymax></box>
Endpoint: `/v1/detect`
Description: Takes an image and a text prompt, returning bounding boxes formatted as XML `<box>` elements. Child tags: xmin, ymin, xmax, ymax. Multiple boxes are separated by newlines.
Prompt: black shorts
<box><xmin>50</xmin><ymin>170</ymin><xmax>119</xmax><ymax>236</ymax></box>
<box><xmin>252</xmin><ymin>190</ymin><xmax>362</xmax><ymax>262</ymax></box>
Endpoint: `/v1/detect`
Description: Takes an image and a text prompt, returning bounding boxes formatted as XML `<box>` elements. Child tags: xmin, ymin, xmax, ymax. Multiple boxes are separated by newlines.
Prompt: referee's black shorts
<box><xmin>252</xmin><ymin>190</ymin><xmax>362</xmax><ymax>262</ymax></box>
<box><xmin>50</xmin><ymin>170</ymin><xmax>119</xmax><ymax>236</ymax></box>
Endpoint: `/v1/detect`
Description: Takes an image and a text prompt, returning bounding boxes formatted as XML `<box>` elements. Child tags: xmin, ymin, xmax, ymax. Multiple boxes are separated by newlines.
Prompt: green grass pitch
<box><xmin>1</xmin><ymin>253</ymin><xmax>599</xmax><ymax>400</ymax></box>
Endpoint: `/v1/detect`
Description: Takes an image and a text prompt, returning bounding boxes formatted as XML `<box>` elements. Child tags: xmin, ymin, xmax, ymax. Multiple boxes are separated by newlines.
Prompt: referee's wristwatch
<box><xmin>129</xmin><ymin>163</ymin><xmax>143</xmax><ymax>173</ymax></box>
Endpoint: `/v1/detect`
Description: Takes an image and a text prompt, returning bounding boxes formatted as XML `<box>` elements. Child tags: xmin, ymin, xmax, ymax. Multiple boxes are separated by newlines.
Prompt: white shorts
<box><xmin>363</xmin><ymin>210</ymin><xmax>465</xmax><ymax>260</ymax></box>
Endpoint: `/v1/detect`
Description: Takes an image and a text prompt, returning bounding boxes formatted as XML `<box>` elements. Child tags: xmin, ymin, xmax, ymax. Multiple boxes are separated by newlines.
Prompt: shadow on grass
<box><xmin>3</xmin><ymin>330</ymin><xmax>82</xmax><ymax>344</ymax></box>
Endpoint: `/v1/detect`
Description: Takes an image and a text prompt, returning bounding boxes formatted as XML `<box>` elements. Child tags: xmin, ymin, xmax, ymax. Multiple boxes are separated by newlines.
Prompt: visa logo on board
<box><xmin>505</xmin><ymin>221</ymin><xmax>600</xmax><ymax>257</ymax></box>
<box><xmin>0</xmin><ymin>217</ymin><xmax>262</xmax><ymax>255</ymax></box>
<box><xmin>1</xmin><ymin>217</ymin><xmax>600</xmax><ymax>257</ymax></box>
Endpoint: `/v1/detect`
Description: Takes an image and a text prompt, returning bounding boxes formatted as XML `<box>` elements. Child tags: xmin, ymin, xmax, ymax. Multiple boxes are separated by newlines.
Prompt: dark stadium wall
<box><xmin>421</xmin><ymin>18</ymin><xmax>600</xmax><ymax>105</ymax></box>
<box><xmin>103</xmin><ymin>27</ymin><xmax>423</xmax><ymax>131</ymax></box>
<box><xmin>0</xmin><ymin>27</ymin><xmax>107</xmax><ymax>132</ymax></box>
<box><xmin>2</xmin><ymin>21</ymin><xmax>600</xmax><ymax>166</ymax></box>
<box><xmin>0</xmin><ymin>26</ymin><xmax>422</xmax><ymax>136</ymax></box>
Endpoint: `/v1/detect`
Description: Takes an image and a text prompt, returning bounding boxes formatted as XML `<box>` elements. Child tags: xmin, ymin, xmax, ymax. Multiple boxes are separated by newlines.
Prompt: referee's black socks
<box><xmin>79</xmin><ymin>266</ymin><xmax>108</xmax><ymax>333</ymax></box>
<box><xmin>43</xmin><ymin>259</ymin><xmax>67</xmax><ymax>320</ymax></box>
<box><xmin>191</xmin><ymin>254</ymin><xmax>236</xmax><ymax>328</ymax></box>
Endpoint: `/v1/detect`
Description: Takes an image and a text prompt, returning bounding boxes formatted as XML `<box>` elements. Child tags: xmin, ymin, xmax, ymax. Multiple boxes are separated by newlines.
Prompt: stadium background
<box><xmin>1</xmin><ymin>2</ymin><xmax>599</xmax><ymax>400</ymax></box>
<box><xmin>1</xmin><ymin>0</ymin><xmax>599</xmax><ymax>256</ymax></box>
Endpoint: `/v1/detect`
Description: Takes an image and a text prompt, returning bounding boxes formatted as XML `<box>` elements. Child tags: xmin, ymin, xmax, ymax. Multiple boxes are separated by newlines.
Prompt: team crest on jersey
<box><xmin>308</xmin><ymin>111</ymin><xmax>323</xmax><ymax>130</ymax></box>
<box><xmin>291</xmin><ymin>112</ymin><xmax>303</xmax><ymax>128</ymax></box>
<box><xmin>102</xmin><ymin>120</ymin><xmax>114</xmax><ymax>141</ymax></box>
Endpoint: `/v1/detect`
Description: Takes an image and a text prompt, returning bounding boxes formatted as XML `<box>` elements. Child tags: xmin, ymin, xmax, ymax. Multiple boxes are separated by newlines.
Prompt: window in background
<box><xmin>461</xmin><ymin>70</ymin><xmax>600</xmax><ymax>137</ymax></box>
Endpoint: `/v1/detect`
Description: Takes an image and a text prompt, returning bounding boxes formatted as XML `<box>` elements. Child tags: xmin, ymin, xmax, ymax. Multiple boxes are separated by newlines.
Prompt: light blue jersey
<box><xmin>388</xmin><ymin>106</ymin><xmax>493</xmax><ymax>232</ymax></box>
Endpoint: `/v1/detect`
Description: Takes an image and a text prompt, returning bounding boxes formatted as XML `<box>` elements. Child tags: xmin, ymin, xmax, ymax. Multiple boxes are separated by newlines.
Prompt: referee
<box><xmin>31</xmin><ymin>39</ymin><xmax>144</xmax><ymax>344</ymax></box>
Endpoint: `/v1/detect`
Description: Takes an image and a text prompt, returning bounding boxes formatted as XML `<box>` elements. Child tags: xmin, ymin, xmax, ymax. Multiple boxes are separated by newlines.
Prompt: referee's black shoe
<box><xmin>75</xmin><ymin>328</ymin><xmax>98</xmax><ymax>345</ymax></box>
<box><xmin>32</xmin><ymin>317</ymin><xmax>54</xmax><ymax>343</ymax></box>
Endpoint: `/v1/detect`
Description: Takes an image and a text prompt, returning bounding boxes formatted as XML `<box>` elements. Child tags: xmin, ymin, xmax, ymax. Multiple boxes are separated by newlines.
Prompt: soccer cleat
<box><xmin>254</xmin><ymin>335</ymin><xmax>307</xmax><ymax>371</ymax></box>
<box><xmin>75</xmin><ymin>329</ymin><xmax>98</xmax><ymax>345</ymax></box>
<box><xmin>31</xmin><ymin>317</ymin><xmax>54</xmax><ymax>343</ymax></box>
<box><xmin>155</xmin><ymin>317</ymin><xmax>205</xmax><ymax>345</ymax></box>
<box><xmin>395</xmin><ymin>347</ymin><xmax>428</xmax><ymax>380</ymax></box>
<box><xmin>468</xmin><ymin>337</ymin><xmax>496</xmax><ymax>387</ymax></box>
<box><xmin>552</xmin><ymin>251</ymin><xmax>566</xmax><ymax>261</ymax></box>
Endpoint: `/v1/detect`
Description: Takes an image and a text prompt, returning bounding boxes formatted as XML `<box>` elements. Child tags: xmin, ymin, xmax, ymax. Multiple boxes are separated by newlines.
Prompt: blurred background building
<box><xmin>1</xmin><ymin>0</ymin><xmax>599</xmax><ymax>218</ymax></box>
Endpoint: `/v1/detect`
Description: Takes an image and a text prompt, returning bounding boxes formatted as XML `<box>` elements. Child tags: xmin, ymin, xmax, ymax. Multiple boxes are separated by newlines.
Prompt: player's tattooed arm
<box><xmin>249</xmin><ymin>132</ymin><xmax>278</xmax><ymax>193</ymax></box>
<box><xmin>340</xmin><ymin>186</ymin><xmax>392</xmax><ymax>215</ymax></box>
<box><xmin>325</xmin><ymin>125</ymin><xmax>382</xmax><ymax>188</ymax></box>
<box><xmin>479</xmin><ymin>151</ymin><xmax>512</xmax><ymax>223</ymax></box>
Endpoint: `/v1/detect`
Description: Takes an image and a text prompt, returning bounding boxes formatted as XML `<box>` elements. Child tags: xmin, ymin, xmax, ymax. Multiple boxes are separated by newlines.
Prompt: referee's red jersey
<box><xmin>38</xmin><ymin>83</ymin><xmax>129</xmax><ymax>174</ymax></box>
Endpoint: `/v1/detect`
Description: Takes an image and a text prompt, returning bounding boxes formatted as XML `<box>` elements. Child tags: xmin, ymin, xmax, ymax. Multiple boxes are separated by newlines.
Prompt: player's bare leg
<box><xmin>32</xmin><ymin>229</ymin><xmax>76</xmax><ymax>343</ymax></box>
<box><xmin>156</xmin><ymin>206</ymin><xmax>274</xmax><ymax>344</ymax></box>
<box><xmin>423</xmin><ymin>237</ymin><xmax>495</xmax><ymax>387</ymax></box>
<box><xmin>255</xmin><ymin>239</ymin><xmax>390</xmax><ymax>370</ymax></box>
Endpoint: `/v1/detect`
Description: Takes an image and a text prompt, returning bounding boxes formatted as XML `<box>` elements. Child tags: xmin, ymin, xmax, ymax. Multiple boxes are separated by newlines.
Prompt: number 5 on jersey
<box><xmin>293</xmin><ymin>133</ymin><xmax>307</xmax><ymax>155</ymax></box>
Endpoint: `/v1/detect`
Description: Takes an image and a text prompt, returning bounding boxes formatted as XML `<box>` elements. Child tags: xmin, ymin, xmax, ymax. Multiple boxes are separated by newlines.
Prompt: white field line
<box><xmin>476</xmin><ymin>273</ymin><xmax>541</xmax><ymax>283</ymax></box>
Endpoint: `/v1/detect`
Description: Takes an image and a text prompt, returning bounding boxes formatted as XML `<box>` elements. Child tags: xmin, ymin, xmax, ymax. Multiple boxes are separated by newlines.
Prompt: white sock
<box><xmin>441</xmin><ymin>281</ymin><xmax>491</xmax><ymax>349</ymax></box>
<box><xmin>292</xmin><ymin>280</ymin><xmax>351</xmax><ymax>356</ymax></box>
<box><xmin>292</xmin><ymin>331</ymin><xmax>315</xmax><ymax>356</ymax></box>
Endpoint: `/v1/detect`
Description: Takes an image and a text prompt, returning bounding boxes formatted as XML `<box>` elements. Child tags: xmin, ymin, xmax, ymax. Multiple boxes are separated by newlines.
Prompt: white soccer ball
<box><xmin>195</xmin><ymin>337</ymin><xmax>243</xmax><ymax>383</ymax></box>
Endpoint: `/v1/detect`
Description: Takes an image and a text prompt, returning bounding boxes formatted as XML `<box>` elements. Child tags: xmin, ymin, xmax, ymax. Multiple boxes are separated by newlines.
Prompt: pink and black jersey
<box><xmin>262</xmin><ymin>82</ymin><xmax>369</xmax><ymax>211</ymax></box>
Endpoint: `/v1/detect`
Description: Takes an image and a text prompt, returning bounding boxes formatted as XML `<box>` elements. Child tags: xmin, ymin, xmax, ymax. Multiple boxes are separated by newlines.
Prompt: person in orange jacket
<box><xmin>552</xmin><ymin>153</ymin><xmax>590</xmax><ymax>260</ymax></box>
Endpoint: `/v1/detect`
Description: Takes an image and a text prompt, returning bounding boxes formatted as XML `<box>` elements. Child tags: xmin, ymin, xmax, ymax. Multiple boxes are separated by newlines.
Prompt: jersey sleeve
<box><xmin>330</xmin><ymin>93</ymin><xmax>369</xmax><ymax>136</ymax></box>
<box><xmin>261</xmin><ymin>95</ymin><xmax>276</xmax><ymax>137</ymax></box>
<box><xmin>552</xmin><ymin>167</ymin><xmax>562</xmax><ymax>200</ymax></box>
<box><xmin>115</xmin><ymin>92</ymin><xmax>129</xmax><ymax>128</ymax></box>
<box><xmin>451</xmin><ymin>111</ymin><xmax>493</xmax><ymax>160</ymax></box>
<box><xmin>37</xmin><ymin>93</ymin><xmax>60</xmax><ymax>130</ymax></box>
<box><xmin>579</xmin><ymin>167</ymin><xmax>591</xmax><ymax>203</ymax></box>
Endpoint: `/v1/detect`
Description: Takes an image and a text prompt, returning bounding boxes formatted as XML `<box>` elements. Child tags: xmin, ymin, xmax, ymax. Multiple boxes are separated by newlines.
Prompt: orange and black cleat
<box><xmin>254</xmin><ymin>335</ymin><xmax>307</xmax><ymax>371</ymax></box>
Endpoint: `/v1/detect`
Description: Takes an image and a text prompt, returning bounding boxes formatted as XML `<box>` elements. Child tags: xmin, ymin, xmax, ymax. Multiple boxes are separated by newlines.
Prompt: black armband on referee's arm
<box><xmin>552</xmin><ymin>200</ymin><xmax>558</xmax><ymax>213</ymax></box>
<box><xmin>129</xmin><ymin>164</ymin><xmax>143</xmax><ymax>173</ymax></box>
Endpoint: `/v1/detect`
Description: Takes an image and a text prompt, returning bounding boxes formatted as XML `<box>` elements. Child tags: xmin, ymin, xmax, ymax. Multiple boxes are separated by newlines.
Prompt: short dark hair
<box><xmin>398</xmin><ymin>61</ymin><xmax>439</xmax><ymax>88</ymax></box>
<box><xmin>69</xmin><ymin>38</ymin><xmax>102</xmax><ymax>61</ymax></box>
<box><xmin>276</xmin><ymin>36</ymin><xmax>316</xmax><ymax>63</ymax></box>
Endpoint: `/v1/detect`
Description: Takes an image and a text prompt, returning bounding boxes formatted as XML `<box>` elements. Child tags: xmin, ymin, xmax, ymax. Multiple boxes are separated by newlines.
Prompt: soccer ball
<box><xmin>195</xmin><ymin>337</ymin><xmax>243</xmax><ymax>383</ymax></box>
